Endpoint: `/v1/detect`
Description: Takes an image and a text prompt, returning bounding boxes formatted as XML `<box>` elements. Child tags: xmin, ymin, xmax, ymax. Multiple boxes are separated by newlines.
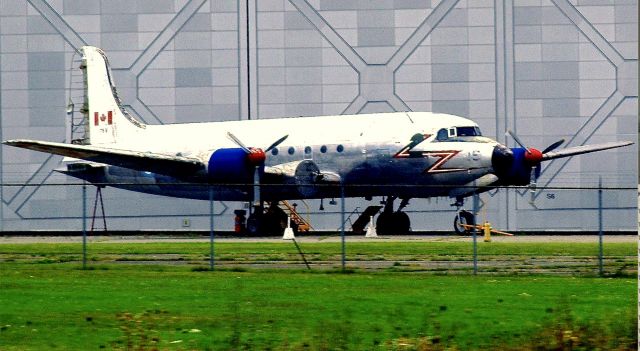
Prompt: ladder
<box><xmin>66</xmin><ymin>51</ymin><xmax>89</xmax><ymax>145</ymax></box>
<box><xmin>276</xmin><ymin>200</ymin><xmax>312</xmax><ymax>232</ymax></box>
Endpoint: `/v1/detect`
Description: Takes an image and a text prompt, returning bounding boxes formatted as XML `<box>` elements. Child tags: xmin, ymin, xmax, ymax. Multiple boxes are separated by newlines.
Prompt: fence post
<box><xmin>340</xmin><ymin>182</ymin><xmax>345</xmax><ymax>271</ymax></box>
<box><xmin>598</xmin><ymin>177</ymin><xmax>603</xmax><ymax>277</ymax></box>
<box><xmin>82</xmin><ymin>182</ymin><xmax>87</xmax><ymax>270</ymax></box>
<box><xmin>209</xmin><ymin>186</ymin><xmax>215</xmax><ymax>271</ymax></box>
<box><xmin>472</xmin><ymin>186</ymin><xmax>478</xmax><ymax>275</ymax></box>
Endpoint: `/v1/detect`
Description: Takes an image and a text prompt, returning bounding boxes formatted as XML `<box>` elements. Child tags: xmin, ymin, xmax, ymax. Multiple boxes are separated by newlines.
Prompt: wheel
<box><xmin>376</xmin><ymin>211</ymin><xmax>410</xmax><ymax>235</ymax></box>
<box><xmin>376</xmin><ymin>211</ymin><xmax>393</xmax><ymax>235</ymax></box>
<box><xmin>392</xmin><ymin>211</ymin><xmax>410</xmax><ymax>235</ymax></box>
<box><xmin>262</xmin><ymin>206</ymin><xmax>290</xmax><ymax>236</ymax></box>
<box><xmin>453</xmin><ymin>210</ymin><xmax>475</xmax><ymax>235</ymax></box>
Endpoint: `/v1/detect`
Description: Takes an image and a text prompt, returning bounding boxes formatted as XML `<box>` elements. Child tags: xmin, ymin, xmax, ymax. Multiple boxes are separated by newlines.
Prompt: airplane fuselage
<box><xmin>76</xmin><ymin>112</ymin><xmax>498</xmax><ymax>201</ymax></box>
<box><xmin>6</xmin><ymin>46</ymin><xmax>632</xmax><ymax>235</ymax></box>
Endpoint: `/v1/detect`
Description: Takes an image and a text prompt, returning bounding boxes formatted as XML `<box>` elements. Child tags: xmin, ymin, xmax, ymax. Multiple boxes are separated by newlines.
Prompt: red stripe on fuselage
<box><xmin>422</xmin><ymin>150</ymin><xmax>465</xmax><ymax>173</ymax></box>
<box><xmin>395</xmin><ymin>148</ymin><xmax>465</xmax><ymax>173</ymax></box>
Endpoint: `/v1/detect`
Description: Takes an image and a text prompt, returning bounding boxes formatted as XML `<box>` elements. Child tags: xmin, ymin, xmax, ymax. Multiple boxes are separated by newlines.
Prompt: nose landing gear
<box><xmin>454</xmin><ymin>210</ymin><xmax>475</xmax><ymax>235</ymax></box>
<box><xmin>452</xmin><ymin>196</ymin><xmax>476</xmax><ymax>235</ymax></box>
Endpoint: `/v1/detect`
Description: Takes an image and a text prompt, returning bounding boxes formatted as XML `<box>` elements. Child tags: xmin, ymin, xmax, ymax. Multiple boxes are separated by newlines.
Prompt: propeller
<box><xmin>541</xmin><ymin>139</ymin><xmax>565</xmax><ymax>154</ymax></box>
<box><xmin>226</xmin><ymin>132</ymin><xmax>289</xmax><ymax>206</ymax></box>
<box><xmin>265</xmin><ymin>135</ymin><xmax>289</xmax><ymax>154</ymax></box>
<box><xmin>492</xmin><ymin>131</ymin><xmax>631</xmax><ymax>207</ymax></box>
<box><xmin>506</xmin><ymin>130</ymin><xmax>530</xmax><ymax>152</ymax></box>
<box><xmin>505</xmin><ymin>130</ymin><xmax>565</xmax><ymax>205</ymax></box>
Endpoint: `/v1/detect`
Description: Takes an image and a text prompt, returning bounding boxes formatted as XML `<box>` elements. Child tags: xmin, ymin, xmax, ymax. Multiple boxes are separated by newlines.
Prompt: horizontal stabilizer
<box><xmin>542</xmin><ymin>141</ymin><xmax>633</xmax><ymax>161</ymax></box>
<box><xmin>4</xmin><ymin>139</ymin><xmax>204</xmax><ymax>177</ymax></box>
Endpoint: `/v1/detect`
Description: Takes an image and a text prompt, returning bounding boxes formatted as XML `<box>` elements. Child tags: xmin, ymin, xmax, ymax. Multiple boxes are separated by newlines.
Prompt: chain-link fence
<box><xmin>0</xmin><ymin>182</ymin><xmax>636</xmax><ymax>276</ymax></box>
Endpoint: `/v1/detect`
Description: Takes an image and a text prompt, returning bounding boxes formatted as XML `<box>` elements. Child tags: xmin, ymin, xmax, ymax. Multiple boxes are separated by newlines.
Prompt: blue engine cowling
<box><xmin>509</xmin><ymin>148</ymin><xmax>541</xmax><ymax>185</ymax></box>
<box><xmin>493</xmin><ymin>147</ymin><xmax>540</xmax><ymax>186</ymax></box>
<box><xmin>207</xmin><ymin>148</ymin><xmax>263</xmax><ymax>183</ymax></box>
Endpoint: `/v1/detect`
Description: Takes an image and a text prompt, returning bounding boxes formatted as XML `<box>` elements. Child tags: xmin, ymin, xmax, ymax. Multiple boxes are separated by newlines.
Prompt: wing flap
<box><xmin>4</xmin><ymin>139</ymin><xmax>205</xmax><ymax>177</ymax></box>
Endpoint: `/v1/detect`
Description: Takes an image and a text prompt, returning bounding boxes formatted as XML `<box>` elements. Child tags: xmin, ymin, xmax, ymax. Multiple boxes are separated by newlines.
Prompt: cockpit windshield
<box><xmin>456</xmin><ymin>126</ymin><xmax>482</xmax><ymax>137</ymax></box>
<box><xmin>435</xmin><ymin>126</ymin><xmax>493</xmax><ymax>143</ymax></box>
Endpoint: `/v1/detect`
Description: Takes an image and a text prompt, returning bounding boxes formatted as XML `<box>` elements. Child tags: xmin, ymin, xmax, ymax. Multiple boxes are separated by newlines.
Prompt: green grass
<box><xmin>0</xmin><ymin>265</ymin><xmax>636</xmax><ymax>350</ymax></box>
<box><xmin>0</xmin><ymin>241</ymin><xmax>635</xmax><ymax>257</ymax></box>
<box><xmin>0</xmin><ymin>241</ymin><xmax>636</xmax><ymax>350</ymax></box>
<box><xmin>2</xmin><ymin>241</ymin><xmax>635</xmax><ymax>276</ymax></box>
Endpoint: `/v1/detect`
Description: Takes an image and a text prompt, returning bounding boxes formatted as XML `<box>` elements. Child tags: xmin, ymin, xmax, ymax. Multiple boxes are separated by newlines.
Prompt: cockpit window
<box><xmin>436</xmin><ymin>128</ymin><xmax>449</xmax><ymax>141</ymax></box>
<box><xmin>434</xmin><ymin>126</ymin><xmax>490</xmax><ymax>143</ymax></box>
<box><xmin>457</xmin><ymin>126</ymin><xmax>482</xmax><ymax>136</ymax></box>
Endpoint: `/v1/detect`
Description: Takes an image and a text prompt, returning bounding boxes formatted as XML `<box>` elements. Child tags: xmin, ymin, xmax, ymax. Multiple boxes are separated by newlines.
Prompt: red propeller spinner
<box><xmin>523</xmin><ymin>148</ymin><xmax>543</xmax><ymax>165</ymax></box>
<box><xmin>247</xmin><ymin>148</ymin><xmax>266</xmax><ymax>165</ymax></box>
<box><xmin>226</xmin><ymin>132</ymin><xmax>288</xmax><ymax>167</ymax></box>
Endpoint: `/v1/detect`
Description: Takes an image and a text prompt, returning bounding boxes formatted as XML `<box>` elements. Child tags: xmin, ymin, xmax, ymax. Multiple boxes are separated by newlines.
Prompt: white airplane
<box><xmin>3</xmin><ymin>46</ymin><xmax>633</xmax><ymax>235</ymax></box>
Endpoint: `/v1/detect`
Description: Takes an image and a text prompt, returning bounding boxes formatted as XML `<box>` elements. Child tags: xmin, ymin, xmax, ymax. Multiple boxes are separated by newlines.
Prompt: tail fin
<box><xmin>79</xmin><ymin>46</ymin><xmax>145</xmax><ymax>145</ymax></box>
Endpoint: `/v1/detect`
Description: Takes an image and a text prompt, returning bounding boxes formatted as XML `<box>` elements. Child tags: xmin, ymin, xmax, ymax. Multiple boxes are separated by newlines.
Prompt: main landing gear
<box><xmin>375</xmin><ymin>196</ymin><xmax>411</xmax><ymax>235</ymax></box>
<box><xmin>452</xmin><ymin>197</ymin><xmax>475</xmax><ymax>235</ymax></box>
<box><xmin>246</xmin><ymin>202</ymin><xmax>294</xmax><ymax>236</ymax></box>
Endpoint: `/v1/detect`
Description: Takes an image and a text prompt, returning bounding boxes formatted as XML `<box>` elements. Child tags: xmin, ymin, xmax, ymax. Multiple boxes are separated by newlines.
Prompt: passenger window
<box><xmin>288</xmin><ymin>147</ymin><xmax>295</xmax><ymax>155</ymax></box>
<box><xmin>448</xmin><ymin>128</ymin><xmax>456</xmax><ymax>137</ymax></box>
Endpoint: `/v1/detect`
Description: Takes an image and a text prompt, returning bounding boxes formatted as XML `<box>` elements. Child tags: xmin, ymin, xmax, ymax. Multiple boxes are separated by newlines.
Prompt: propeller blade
<box><xmin>528</xmin><ymin>167</ymin><xmax>537</xmax><ymax>205</ymax></box>
<box><xmin>541</xmin><ymin>139</ymin><xmax>565</xmax><ymax>154</ymax></box>
<box><xmin>264</xmin><ymin>135</ymin><xmax>289</xmax><ymax>153</ymax></box>
<box><xmin>226</xmin><ymin>132</ymin><xmax>251</xmax><ymax>154</ymax></box>
<box><xmin>506</xmin><ymin>130</ymin><xmax>529</xmax><ymax>151</ymax></box>
<box><xmin>253</xmin><ymin>166</ymin><xmax>260</xmax><ymax>193</ymax></box>
<box><xmin>542</xmin><ymin>141</ymin><xmax>634</xmax><ymax>161</ymax></box>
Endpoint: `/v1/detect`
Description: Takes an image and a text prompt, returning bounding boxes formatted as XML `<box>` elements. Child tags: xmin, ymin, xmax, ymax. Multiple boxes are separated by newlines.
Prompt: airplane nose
<box><xmin>491</xmin><ymin>144</ymin><xmax>514</xmax><ymax>176</ymax></box>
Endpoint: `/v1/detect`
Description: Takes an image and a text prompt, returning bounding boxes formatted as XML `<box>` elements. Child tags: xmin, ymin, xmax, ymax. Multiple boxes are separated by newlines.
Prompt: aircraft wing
<box><xmin>542</xmin><ymin>141</ymin><xmax>633</xmax><ymax>161</ymax></box>
<box><xmin>3</xmin><ymin>139</ymin><xmax>205</xmax><ymax>177</ymax></box>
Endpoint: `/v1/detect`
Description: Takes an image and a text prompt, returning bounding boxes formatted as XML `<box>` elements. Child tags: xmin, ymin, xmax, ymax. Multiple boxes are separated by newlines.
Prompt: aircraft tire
<box><xmin>453</xmin><ymin>210</ymin><xmax>474</xmax><ymax>235</ymax></box>
<box><xmin>247</xmin><ymin>210</ymin><xmax>292</xmax><ymax>236</ymax></box>
<box><xmin>376</xmin><ymin>212</ymin><xmax>393</xmax><ymax>235</ymax></box>
<box><xmin>376</xmin><ymin>211</ymin><xmax>410</xmax><ymax>235</ymax></box>
<box><xmin>393</xmin><ymin>211</ymin><xmax>411</xmax><ymax>235</ymax></box>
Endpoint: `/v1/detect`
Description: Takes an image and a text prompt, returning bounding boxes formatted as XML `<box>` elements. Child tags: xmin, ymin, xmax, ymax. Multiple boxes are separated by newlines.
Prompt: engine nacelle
<box><xmin>293</xmin><ymin>159</ymin><xmax>321</xmax><ymax>197</ymax></box>
<box><xmin>499</xmin><ymin>148</ymin><xmax>540</xmax><ymax>186</ymax></box>
<box><xmin>268</xmin><ymin>159</ymin><xmax>328</xmax><ymax>197</ymax></box>
<box><xmin>206</xmin><ymin>148</ymin><xmax>261</xmax><ymax>183</ymax></box>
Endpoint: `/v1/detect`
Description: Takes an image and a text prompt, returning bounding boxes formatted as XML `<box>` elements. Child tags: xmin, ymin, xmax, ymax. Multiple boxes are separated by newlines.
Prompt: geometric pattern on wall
<box><xmin>0</xmin><ymin>0</ymin><xmax>637</xmax><ymax>230</ymax></box>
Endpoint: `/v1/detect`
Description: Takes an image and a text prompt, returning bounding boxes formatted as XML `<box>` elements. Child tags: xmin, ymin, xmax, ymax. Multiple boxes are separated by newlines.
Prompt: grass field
<box><xmin>0</xmin><ymin>241</ymin><xmax>637</xmax><ymax>350</ymax></box>
<box><xmin>0</xmin><ymin>240</ymin><xmax>636</xmax><ymax>275</ymax></box>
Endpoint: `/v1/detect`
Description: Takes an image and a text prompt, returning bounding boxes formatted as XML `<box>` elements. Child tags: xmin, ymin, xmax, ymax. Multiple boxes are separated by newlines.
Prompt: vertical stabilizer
<box><xmin>81</xmin><ymin>46</ymin><xmax>145</xmax><ymax>145</ymax></box>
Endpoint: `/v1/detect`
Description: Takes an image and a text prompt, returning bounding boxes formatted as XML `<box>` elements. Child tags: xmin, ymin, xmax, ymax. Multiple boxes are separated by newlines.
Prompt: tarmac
<box><xmin>0</xmin><ymin>234</ymin><xmax>636</xmax><ymax>244</ymax></box>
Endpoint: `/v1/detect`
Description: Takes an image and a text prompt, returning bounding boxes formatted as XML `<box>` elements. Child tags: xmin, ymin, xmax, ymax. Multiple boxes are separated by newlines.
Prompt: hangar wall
<box><xmin>0</xmin><ymin>0</ymin><xmax>637</xmax><ymax>231</ymax></box>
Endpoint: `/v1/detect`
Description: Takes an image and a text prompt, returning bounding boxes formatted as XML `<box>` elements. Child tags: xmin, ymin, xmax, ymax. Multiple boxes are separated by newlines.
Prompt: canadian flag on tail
<box><xmin>82</xmin><ymin>46</ymin><xmax>146</xmax><ymax>145</ymax></box>
<box><xmin>94</xmin><ymin>111</ymin><xmax>113</xmax><ymax>126</ymax></box>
